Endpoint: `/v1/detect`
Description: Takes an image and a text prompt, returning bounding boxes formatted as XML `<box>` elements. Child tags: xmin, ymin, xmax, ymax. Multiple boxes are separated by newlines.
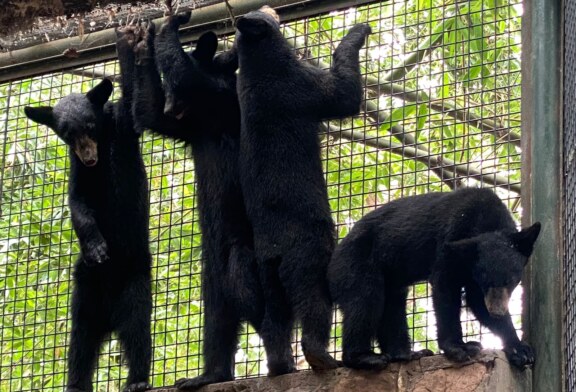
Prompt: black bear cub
<box><xmin>25</xmin><ymin>28</ymin><xmax>152</xmax><ymax>392</ymax></box>
<box><xmin>131</xmin><ymin>15</ymin><xmax>262</xmax><ymax>391</ymax></box>
<box><xmin>235</xmin><ymin>7</ymin><xmax>371</xmax><ymax>375</ymax></box>
<box><xmin>328</xmin><ymin>188</ymin><xmax>540</xmax><ymax>371</ymax></box>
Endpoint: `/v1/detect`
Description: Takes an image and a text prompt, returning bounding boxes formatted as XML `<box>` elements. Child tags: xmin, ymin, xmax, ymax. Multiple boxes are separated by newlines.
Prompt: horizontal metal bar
<box><xmin>0</xmin><ymin>0</ymin><xmax>379</xmax><ymax>84</ymax></box>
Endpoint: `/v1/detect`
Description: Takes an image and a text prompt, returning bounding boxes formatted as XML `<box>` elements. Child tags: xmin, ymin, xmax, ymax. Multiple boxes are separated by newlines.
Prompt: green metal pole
<box><xmin>522</xmin><ymin>0</ymin><xmax>564</xmax><ymax>391</ymax></box>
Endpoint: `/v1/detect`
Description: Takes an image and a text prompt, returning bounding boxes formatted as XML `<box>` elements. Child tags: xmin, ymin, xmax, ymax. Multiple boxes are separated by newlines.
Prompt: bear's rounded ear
<box><xmin>510</xmin><ymin>222</ymin><xmax>541</xmax><ymax>258</ymax></box>
<box><xmin>193</xmin><ymin>31</ymin><xmax>218</xmax><ymax>63</ymax></box>
<box><xmin>175</xmin><ymin>11</ymin><xmax>192</xmax><ymax>26</ymax></box>
<box><xmin>444</xmin><ymin>238</ymin><xmax>478</xmax><ymax>261</ymax></box>
<box><xmin>24</xmin><ymin>106</ymin><xmax>55</xmax><ymax>129</ymax></box>
<box><xmin>213</xmin><ymin>47</ymin><xmax>238</xmax><ymax>74</ymax></box>
<box><xmin>86</xmin><ymin>79</ymin><xmax>113</xmax><ymax>106</ymax></box>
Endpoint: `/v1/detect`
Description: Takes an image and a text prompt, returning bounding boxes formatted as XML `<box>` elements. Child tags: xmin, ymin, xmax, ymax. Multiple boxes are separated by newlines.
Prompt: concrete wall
<box><xmin>153</xmin><ymin>350</ymin><xmax>531</xmax><ymax>392</ymax></box>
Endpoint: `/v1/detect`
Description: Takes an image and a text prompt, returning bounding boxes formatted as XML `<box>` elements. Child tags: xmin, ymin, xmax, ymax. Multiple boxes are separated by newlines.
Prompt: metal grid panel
<box><xmin>564</xmin><ymin>1</ymin><xmax>576</xmax><ymax>390</ymax></box>
<box><xmin>0</xmin><ymin>1</ymin><xmax>523</xmax><ymax>390</ymax></box>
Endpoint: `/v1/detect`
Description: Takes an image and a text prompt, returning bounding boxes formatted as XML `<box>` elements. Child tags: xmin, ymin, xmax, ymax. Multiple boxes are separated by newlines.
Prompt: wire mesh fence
<box><xmin>0</xmin><ymin>0</ymin><xmax>523</xmax><ymax>390</ymax></box>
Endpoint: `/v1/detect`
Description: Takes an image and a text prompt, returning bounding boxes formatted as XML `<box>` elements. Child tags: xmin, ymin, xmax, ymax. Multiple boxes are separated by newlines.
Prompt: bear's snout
<box><xmin>164</xmin><ymin>96</ymin><xmax>188</xmax><ymax>120</ymax></box>
<box><xmin>484</xmin><ymin>287</ymin><xmax>510</xmax><ymax>317</ymax></box>
<box><xmin>74</xmin><ymin>136</ymin><xmax>98</xmax><ymax>167</ymax></box>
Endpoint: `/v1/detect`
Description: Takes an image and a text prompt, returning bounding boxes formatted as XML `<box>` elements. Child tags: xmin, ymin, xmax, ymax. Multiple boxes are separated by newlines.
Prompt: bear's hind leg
<box><xmin>113</xmin><ymin>276</ymin><xmax>152</xmax><ymax>392</ymax></box>
<box><xmin>341</xmin><ymin>300</ymin><xmax>388</xmax><ymax>370</ymax></box>
<box><xmin>258</xmin><ymin>258</ymin><xmax>296</xmax><ymax>377</ymax></box>
<box><xmin>176</xmin><ymin>268</ymin><xmax>243</xmax><ymax>391</ymax></box>
<box><xmin>228</xmin><ymin>244</ymin><xmax>265</xmax><ymax>332</ymax></box>
<box><xmin>295</xmin><ymin>285</ymin><xmax>337</xmax><ymax>371</ymax></box>
<box><xmin>66</xmin><ymin>284</ymin><xmax>107</xmax><ymax>392</ymax></box>
<box><xmin>175</xmin><ymin>305</ymin><xmax>241</xmax><ymax>390</ymax></box>
<box><xmin>67</xmin><ymin>323</ymin><xmax>106</xmax><ymax>392</ymax></box>
<box><xmin>338</xmin><ymin>272</ymin><xmax>389</xmax><ymax>372</ymax></box>
<box><xmin>279</xmin><ymin>248</ymin><xmax>338</xmax><ymax>372</ymax></box>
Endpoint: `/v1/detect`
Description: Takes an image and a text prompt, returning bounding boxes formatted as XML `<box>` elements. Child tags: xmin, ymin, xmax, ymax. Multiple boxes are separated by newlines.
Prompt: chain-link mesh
<box><xmin>0</xmin><ymin>1</ymin><xmax>523</xmax><ymax>390</ymax></box>
<box><xmin>564</xmin><ymin>1</ymin><xmax>576</xmax><ymax>391</ymax></box>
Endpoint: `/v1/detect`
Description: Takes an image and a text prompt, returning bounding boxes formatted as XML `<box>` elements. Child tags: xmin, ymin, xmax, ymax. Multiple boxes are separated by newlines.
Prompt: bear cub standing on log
<box><xmin>235</xmin><ymin>7</ymin><xmax>371</xmax><ymax>374</ymax></box>
<box><xmin>328</xmin><ymin>187</ymin><xmax>540</xmax><ymax>371</ymax></box>
<box><xmin>24</xmin><ymin>28</ymin><xmax>152</xmax><ymax>392</ymax></box>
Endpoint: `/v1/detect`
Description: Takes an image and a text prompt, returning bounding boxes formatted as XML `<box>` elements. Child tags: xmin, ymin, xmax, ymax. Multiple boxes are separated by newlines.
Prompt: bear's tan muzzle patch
<box><xmin>74</xmin><ymin>135</ymin><xmax>98</xmax><ymax>167</ymax></box>
<box><xmin>484</xmin><ymin>287</ymin><xmax>510</xmax><ymax>317</ymax></box>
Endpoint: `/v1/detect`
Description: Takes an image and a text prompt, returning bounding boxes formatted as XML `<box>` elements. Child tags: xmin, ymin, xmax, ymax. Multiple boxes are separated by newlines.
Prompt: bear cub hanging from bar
<box><xmin>24</xmin><ymin>27</ymin><xmax>152</xmax><ymax>392</ymax></box>
<box><xmin>328</xmin><ymin>187</ymin><xmax>540</xmax><ymax>371</ymax></box>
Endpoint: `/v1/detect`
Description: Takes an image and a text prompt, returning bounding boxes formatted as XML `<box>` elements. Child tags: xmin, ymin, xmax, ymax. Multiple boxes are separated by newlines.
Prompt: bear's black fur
<box><xmin>328</xmin><ymin>187</ymin><xmax>540</xmax><ymax>371</ymax></box>
<box><xmin>131</xmin><ymin>17</ymin><xmax>262</xmax><ymax>390</ymax></box>
<box><xmin>24</xmin><ymin>28</ymin><xmax>152</xmax><ymax>392</ymax></box>
<box><xmin>235</xmin><ymin>8</ymin><xmax>371</xmax><ymax>375</ymax></box>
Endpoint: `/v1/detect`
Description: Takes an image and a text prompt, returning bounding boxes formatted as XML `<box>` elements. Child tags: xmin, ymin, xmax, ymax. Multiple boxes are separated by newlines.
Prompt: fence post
<box><xmin>522</xmin><ymin>0</ymin><xmax>564</xmax><ymax>391</ymax></box>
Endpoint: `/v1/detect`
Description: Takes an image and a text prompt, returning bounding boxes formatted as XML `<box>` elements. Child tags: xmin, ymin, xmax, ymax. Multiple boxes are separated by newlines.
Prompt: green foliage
<box><xmin>0</xmin><ymin>0</ymin><xmax>523</xmax><ymax>390</ymax></box>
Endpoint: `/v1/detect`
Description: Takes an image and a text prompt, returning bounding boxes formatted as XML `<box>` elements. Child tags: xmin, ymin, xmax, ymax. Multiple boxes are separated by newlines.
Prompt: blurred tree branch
<box><xmin>321</xmin><ymin>122</ymin><xmax>520</xmax><ymax>194</ymax></box>
<box><xmin>287</xmin><ymin>29</ymin><xmax>519</xmax><ymax>194</ymax></box>
<box><xmin>381</xmin><ymin>17</ymin><xmax>453</xmax><ymax>83</ymax></box>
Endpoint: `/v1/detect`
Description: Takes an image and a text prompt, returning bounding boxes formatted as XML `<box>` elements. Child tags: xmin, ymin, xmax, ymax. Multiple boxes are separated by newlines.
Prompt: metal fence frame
<box><xmin>523</xmin><ymin>0</ymin><xmax>564</xmax><ymax>391</ymax></box>
<box><xmin>0</xmin><ymin>0</ymin><xmax>546</xmax><ymax>390</ymax></box>
<box><xmin>562</xmin><ymin>0</ymin><xmax>576</xmax><ymax>391</ymax></box>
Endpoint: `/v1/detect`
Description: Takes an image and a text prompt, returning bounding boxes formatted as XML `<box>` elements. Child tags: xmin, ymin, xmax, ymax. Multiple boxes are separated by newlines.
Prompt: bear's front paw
<box><xmin>123</xmin><ymin>381</ymin><xmax>151</xmax><ymax>392</ymax></box>
<box><xmin>443</xmin><ymin>341</ymin><xmax>483</xmax><ymax>363</ymax></box>
<box><xmin>135</xmin><ymin>21</ymin><xmax>156</xmax><ymax>64</ymax></box>
<box><xmin>116</xmin><ymin>25</ymin><xmax>139</xmax><ymax>50</ymax></box>
<box><xmin>346</xmin><ymin>23</ymin><xmax>372</xmax><ymax>48</ymax></box>
<box><xmin>350</xmin><ymin>23</ymin><xmax>372</xmax><ymax>38</ymax></box>
<box><xmin>504</xmin><ymin>342</ymin><xmax>534</xmax><ymax>370</ymax></box>
<box><xmin>83</xmin><ymin>241</ymin><xmax>109</xmax><ymax>266</ymax></box>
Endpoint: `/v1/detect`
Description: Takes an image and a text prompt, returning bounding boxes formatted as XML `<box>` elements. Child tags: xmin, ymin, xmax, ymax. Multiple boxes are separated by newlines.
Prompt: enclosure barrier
<box><xmin>0</xmin><ymin>0</ymin><xmax>528</xmax><ymax>390</ymax></box>
<box><xmin>564</xmin><ymin>0</ymin><xmax>576</xmax><ymax>391</ymax></box>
